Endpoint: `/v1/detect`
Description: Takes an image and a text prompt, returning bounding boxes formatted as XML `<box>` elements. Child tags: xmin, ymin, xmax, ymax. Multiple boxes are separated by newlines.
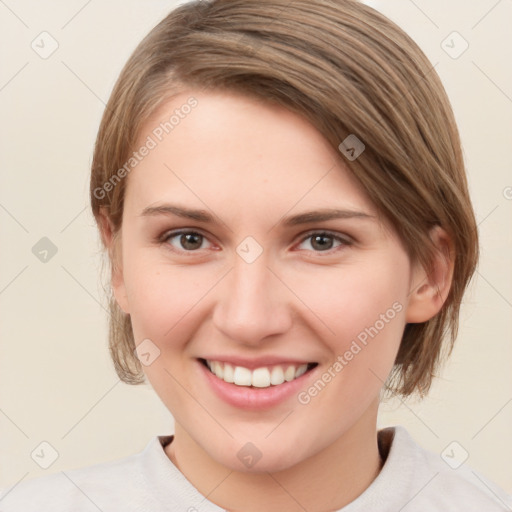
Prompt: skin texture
<box><xmin>101</xmin><ymin>90</ymin><xmax>453</xmax><ymax>511</ymax></box>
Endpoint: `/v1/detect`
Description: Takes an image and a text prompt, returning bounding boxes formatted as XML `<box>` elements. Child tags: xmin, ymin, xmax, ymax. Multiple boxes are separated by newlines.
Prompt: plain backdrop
<box><xmin>1</xmin><ymin>0</ymin><xmax>511</xmax><ymax>495</ymax></box>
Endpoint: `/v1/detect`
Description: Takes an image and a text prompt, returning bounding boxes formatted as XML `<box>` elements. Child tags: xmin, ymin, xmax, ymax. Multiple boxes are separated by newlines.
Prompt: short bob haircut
<box><xmin>90</xmin><ymin>0</ymin><xmax>478</xmax><ymax>397</ymax></box>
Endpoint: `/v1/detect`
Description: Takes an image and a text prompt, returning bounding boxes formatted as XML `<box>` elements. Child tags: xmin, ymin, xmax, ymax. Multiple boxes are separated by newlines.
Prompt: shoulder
<box><xmin>0</xmin><ymin>440</ymin><xmax>156</xmax><ymax>512</ymax></box>
<box><xmin>384</xmin><ymin>426</ymin><xmax>512</xmax><ymax>511</ymax></box>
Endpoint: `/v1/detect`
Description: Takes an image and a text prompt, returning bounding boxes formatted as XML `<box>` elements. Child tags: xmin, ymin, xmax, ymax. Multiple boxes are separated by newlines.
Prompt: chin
<box><xmin>204</xmin><ymin>432</ymin><xmax>313</xmax><ymax>474</ymax></box>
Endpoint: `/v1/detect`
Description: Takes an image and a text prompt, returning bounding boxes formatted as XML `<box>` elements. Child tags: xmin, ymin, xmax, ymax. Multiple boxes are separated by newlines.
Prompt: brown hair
<box><xmin>90</xmin><ymin>0</ymin><xmax>478</xmax><ymax>396</ymax></box>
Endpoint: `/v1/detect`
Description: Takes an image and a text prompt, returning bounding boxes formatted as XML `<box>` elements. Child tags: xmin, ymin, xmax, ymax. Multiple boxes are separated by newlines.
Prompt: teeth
<box><xmin>284</xmin><ymin>365</ymin><xmax>296</xmax><ymax>382</ymax></box>
<box><xmin>233</xmin><ymin>366</ymin><xmax>252</xmax><ymax>386</ymax></box>
<box><xmin>270</xmin><ymin>366</ymin><xmax>285</xmax><ymax>385</ymax></box>
<box><xmin>295</xmin><ymin>364</ymin><xmax>308</xmax><ymax>378</ymax></box>
<box><xmin>212</xmin><ymin>361</ymin><xmax>224</xmax><ymax>379</ymax></box>
<box><xmin>252</xmin><ymin>367</ymin><xmax>270</xmax><ymax>388</ymax></box>
<box><xmin>205</xmin><ymin>360</ymin><xmax>312</xmax><ymax>388</ymax></box>
<box><xmin>223</xmin><ymin>363</ymin><xmax>234</xmax><ymax>383</ymax></box>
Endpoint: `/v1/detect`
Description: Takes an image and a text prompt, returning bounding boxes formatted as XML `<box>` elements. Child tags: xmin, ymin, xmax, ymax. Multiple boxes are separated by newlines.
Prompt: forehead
<box><xmin>125</xmin><ymin>90</ymin><xmax>376</xmax><ymax>219</ymax></box>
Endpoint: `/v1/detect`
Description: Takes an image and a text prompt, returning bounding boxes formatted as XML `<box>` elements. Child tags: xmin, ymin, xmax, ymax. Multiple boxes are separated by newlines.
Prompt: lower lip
<box><xmin>198</xmin><ymin>360</ymin><xmax>315</xmax><ymax>411</ymax></box>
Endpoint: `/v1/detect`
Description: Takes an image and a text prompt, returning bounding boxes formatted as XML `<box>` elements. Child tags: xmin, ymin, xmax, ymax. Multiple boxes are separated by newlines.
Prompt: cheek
<box><xmin>290</xmin><ymin>264</ymin><xmax>408</xmax><ymax>421</ymax></box>
<box><xmin>122</xmin><ymin>251</ymin><xmax>218</xmax><ymax>344</ymax></box>
<box><xmin>288</xmin><ymin>254</ymin><xmax>410</xmax><ymax>408</ymax></box>
<box><xmin>337</xmin><ymin>261</ymin><xmax>409</xmax><ymax>386</ymax></box>
<box><xmin>286</xmin><ymin>255</ymin><xmax>410</xmax><ymax>346</ymax></box>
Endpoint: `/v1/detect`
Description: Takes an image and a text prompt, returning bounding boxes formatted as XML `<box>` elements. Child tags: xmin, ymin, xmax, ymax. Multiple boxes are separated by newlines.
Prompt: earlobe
<box><xmin>98</xmin><ymin>208</ymin><xmax>130</xmax><ymax>314</ymax></box>
<box><xmin>405</xmin><ymin>226</ymin><xmax>454</xmax><ymax>323</ymax></box>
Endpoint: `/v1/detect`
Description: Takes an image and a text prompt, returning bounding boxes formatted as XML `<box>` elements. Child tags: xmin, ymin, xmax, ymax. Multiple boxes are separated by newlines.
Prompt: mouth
<box><xmin>199</xmin><ymin>358</ymin><xmax>318</xmax><ymax>389</ymax></box>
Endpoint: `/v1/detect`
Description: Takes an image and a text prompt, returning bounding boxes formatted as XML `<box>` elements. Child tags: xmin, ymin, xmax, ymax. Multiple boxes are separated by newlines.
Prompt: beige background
<box><xmin>1</xmin><ymin>0</ymin><xmax>511</xmax><ymax>495</ymax></box>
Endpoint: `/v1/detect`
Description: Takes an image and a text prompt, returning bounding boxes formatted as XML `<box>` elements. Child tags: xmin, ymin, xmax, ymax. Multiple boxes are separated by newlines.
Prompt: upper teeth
<box><xmin>205</xmin><ymin>360</ymin><xmax>309</xmax><ymax>388</ymax></box>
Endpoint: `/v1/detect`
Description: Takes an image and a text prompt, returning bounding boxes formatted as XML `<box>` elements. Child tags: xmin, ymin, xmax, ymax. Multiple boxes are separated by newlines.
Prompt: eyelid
<box><xmin>294</xmin><ymin>229</ymin><xmax>353</xmax><ymax>253</ymax></box>
<box><xmin>297</xmin><ymin>229</ymin><xmax>353</xmax><ymax>243</ymax></box>
<box><xmin>158</xmin><ymin>228</ymin><xmax>218</xmax><ymax>253</ymax></box>
<box><xmin>158</xmin><ymin>227</ymin><xmax>353</xmax><ymax>255</ymax></box>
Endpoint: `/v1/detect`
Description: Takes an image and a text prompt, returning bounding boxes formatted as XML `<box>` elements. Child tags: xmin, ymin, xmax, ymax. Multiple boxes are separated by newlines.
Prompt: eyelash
<box><xmin>158</xmin><ymin>229</ymin><xmax>353</xmax><ymax>256</ymax></box>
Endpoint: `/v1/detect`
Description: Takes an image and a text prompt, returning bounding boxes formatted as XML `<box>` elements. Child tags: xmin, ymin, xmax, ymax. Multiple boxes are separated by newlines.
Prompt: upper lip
<box><xmin>199</xmin><ymin>356</ymin><xmax>317</xmax><ymax>370</ymax></box>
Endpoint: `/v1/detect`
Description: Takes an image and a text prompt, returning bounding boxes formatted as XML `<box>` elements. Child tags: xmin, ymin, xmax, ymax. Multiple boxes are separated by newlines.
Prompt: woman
<box><xmin>2</xmin><ymin>0</ymin><xmax>510</xmax><ymax>510</ymax></box>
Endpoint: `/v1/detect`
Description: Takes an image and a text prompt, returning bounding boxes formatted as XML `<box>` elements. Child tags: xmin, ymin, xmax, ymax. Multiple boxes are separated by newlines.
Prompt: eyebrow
<box><xmin>140</xmin><ymin>204</ymin><xmax>374</xmax><ymax>226</ymax></box>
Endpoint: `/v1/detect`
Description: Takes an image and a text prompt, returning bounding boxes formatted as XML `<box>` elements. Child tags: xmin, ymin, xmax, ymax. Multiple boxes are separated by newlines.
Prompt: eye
<box><xmin>161</xmin><ymin>230</ymin><xmax>214</xmax><ymax>252</ymax></box>
<box><xmin>158</xmin><ymin>229</ymin><xmax>351</xmax><ymax>255</ymax></box>
<box><xmin>296</xmin><ymin>231</ymin><xmax>351</xmax><ymax>253</ymax></box>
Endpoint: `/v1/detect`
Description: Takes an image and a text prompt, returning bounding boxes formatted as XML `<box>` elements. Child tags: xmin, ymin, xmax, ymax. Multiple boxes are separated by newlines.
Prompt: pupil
<box><xmin>312</xmin><ymin>235</ymin><xmax>332</xmax><ymax>251</ymax></box>
<box><xmin>181</xmin><ymin>233</ymin><xmax>202</xmax><ymax>250</ymax></box>
<box><xmin>178</xmin><ymin>234</ymin><xmax>334</xmax><ymax>251</ymax></box>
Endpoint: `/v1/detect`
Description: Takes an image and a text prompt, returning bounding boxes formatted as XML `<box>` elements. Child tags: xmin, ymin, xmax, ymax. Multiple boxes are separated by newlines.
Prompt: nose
<box><xmin>212</xmin><ymin>254</ymin><xmax>293</xmax><ymax>347</ymax></box>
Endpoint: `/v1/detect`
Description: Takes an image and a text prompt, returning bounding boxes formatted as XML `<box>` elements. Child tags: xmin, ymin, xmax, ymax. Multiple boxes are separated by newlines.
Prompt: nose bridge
<box><xmin>212</xmin><ymin>252</ymin><xmax>291</xmax><ymax>344</ymax></box>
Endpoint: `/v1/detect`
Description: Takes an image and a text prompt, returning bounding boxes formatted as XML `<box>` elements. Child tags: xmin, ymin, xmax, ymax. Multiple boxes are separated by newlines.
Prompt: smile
<box><xmin>201</xmin><ymin>359</ymin><xmax>317</xmax><ymax>388</ymax></box>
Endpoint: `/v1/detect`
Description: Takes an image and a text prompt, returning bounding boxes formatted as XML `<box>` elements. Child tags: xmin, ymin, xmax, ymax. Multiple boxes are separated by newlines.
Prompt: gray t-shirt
<box><xmin>1</xmin><ymin>426</ymin><xmax>510</xmax><ymax>511</ymax></box>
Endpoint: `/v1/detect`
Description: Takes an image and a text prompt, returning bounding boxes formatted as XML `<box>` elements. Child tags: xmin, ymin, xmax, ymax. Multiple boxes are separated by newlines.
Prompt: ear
<box><xmin>405</xmin><ymin>226</ymin><xmax>454</xmax><ymax>323</ymax></box>
<box><xmin>98</xmin><ymin>208</ymin><xmax>130</xmax><ymax>314</ymax></box>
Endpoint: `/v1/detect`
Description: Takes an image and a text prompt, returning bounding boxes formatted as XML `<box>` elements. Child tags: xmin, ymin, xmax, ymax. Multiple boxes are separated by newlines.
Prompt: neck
<box><xmin>166</xmin><ymin>401</ymin><xmax>382</xmax><ymax>512</ymax></box>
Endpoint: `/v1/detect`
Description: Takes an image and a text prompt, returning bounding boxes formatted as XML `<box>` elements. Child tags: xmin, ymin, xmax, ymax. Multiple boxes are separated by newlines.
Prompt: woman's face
<box><xmin>112</xmin><ymin>90</ymin><xmax>422</xmax><ymax>472</ymax></box>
